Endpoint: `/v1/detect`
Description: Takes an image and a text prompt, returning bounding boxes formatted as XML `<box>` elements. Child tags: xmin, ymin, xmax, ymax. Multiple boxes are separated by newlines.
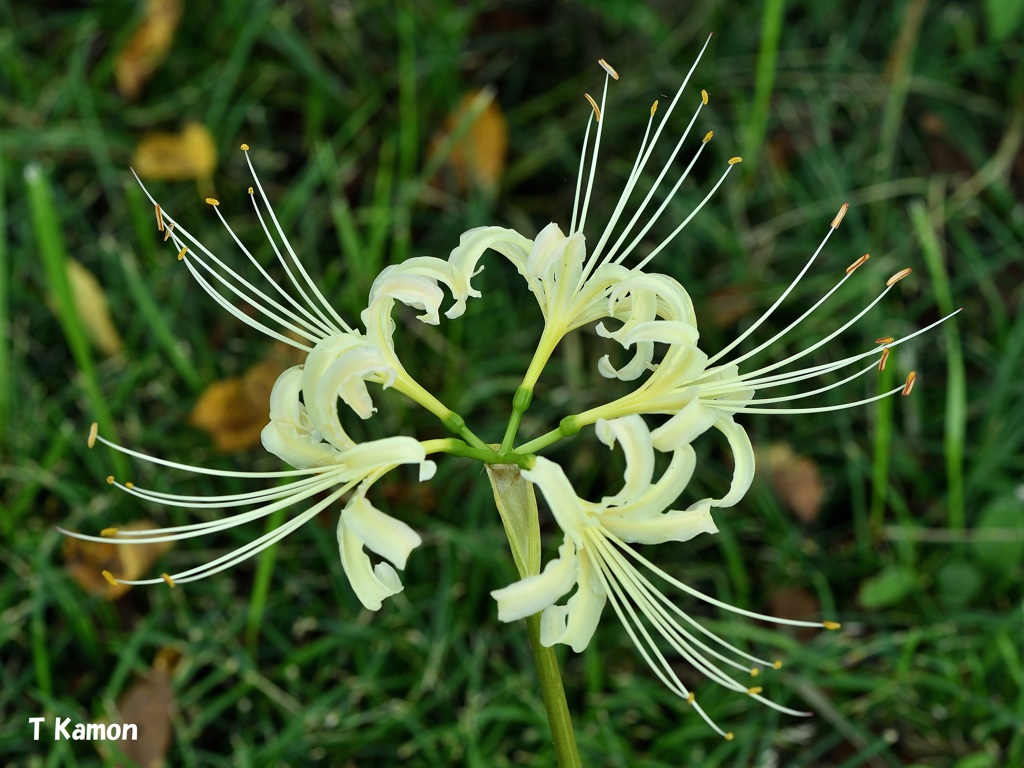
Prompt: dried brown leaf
<box><xmin>63</xmin><ymin>521</ymin><xmax>172</xmax><ymax>600</ymax></box>
<box><xmin>132</xmin><ymin>122</ymin><xmax>217</xmax><ymax>182</ymax></box>
<box><xmin>758</xmin><ymin>443</ymin><xmax>824</xmax><ymax>523</ymax></box>
<box><xmin>101</xmin><ymin>649</ymin><xmax>179</xmax><ymax>768</ymax></box>
<box><xmin>65</xmin><ymin>258</ymin><xmax>123</xmax><ymax>356</ymax></box>
<box><xmin>188</xmin><ymin>344</ymin><xmax>302</xmax><ymax>452</ymax></box>
<box><xmin>429</xmin><ymin>89</ymin><xmax>507</xmax><ymax>193</ymax></box>
<box><xmin>115</xmin><ymin>0</ymin><xmax>183</xmax><ymax>99</ymax></box>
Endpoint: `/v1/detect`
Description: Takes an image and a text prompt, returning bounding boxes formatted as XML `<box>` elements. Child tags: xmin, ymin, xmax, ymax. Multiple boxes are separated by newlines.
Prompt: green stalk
<box><xmin>910</xmin><ymin>200</ymin><xmax>965</xmax><ymax>528</ymax></box>
<box><xmin>486</xmin><ymin>464</ymin><xmax>581</xmax><ymax>768</ymax></box>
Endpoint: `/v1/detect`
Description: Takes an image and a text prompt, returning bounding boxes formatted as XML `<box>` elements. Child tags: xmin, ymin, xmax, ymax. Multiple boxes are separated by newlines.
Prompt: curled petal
<box><xmin>539</xmin><ymin>550</ymin><xmax>607</xmax><ymax>652</ymax></box>
<box><xmin>522</xmin><ymin>456</ymin><xmax>591</xmax><ymax>539</ymax></box>
<box><xmin>338</xmin><ymin>511</ymin><xmax>405</xmax><ymax>611</ymax></box>
<box><xmin>603</xmin><ymin>501</ymin><xmax>718</xmax><ymax>545</ymax></box>
<box><xmin>491</xmin><ymin>541</ymin><xmax>579</xmax><ymax>622</ymax></box>
<box><xmin>343</xmin><ymin>492</ymin><xmax>422</xmax><ymax>571</ymax></box>
<box><xmin>371</xmin><ymin>270</ymin><xmax>446</xmax><ymax>325</ymax></box>
<box><xmin>603</xmin><ymin>443</ymin><xmax>697</xmax><ymax>522</ymax></box>
<box><xmin>650</xmin><ymin>389</ymin><xmax>718</xmax><ymax>451</ymax></box>
<box><xmin>711</xmin><ymin>415</ymin><xmax>755</xmax><ymax>508</ymax></box>
<box><xmin>596</xmin><ymin>416</ymin><xmax>655</xmax><ymax>506</ymax></box>
<box><xmin>446</xmin><ymin>226</ymin><xmax>534</xmax><ymax>317</ymax></box>
<box><xmin>303</xmin><ymin>335</ymin><xmax>394</xmax><ymax>450</ymax></box>
<box><xmin>261</xmin><ymin>420</ymin><xmax>341</xmax><ymax>469</ymax></box>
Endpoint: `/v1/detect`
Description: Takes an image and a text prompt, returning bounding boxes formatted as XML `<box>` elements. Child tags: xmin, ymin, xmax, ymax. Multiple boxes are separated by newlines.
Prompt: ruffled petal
<box><xmin>337</xmin><ymin>505</ymin><xmax>405</xmax><ymax>611</ymax></box>
<box><xmin>343</xmin><ymin>492</ymin><xmax>422</xmax><ymax>570</ymax></box>
<box><xmin>603</xmin><ymin>502</ymin><xmax>718</xmax><ymax>545</ymax></box>
<box><xmin>446</xmin><ymin>226</ymin><xmax>534</xmax><ymax>317</ymax></box>
<box><xmin>649</xmin><ymin>389</ymin><xmax>718</xmax><ymax>451</ymax></box>
<box><xmin>602</xmin><ymin>443</ymin><xmax>697</xmax><ymax>522</ymax></box>
<box><xmin>260</xmin><ymin>420</ymin><xmax>342</xmax><ymax>469</ymax></box>
<box><xmin>711</xmin><ymin>414</ymin><xmax>755</xmax><ymax>508</ymax></box>
<box><xmin>521</xmin><ymin>456</ymin><xmax>590</xmax><ymax>539</ymax></box>
<box><xmin>490</xmin><ymin>540</ymin><xmax>579</xmax><ymax>622</ymax></box>
<box><xmin>302</xmin><ymin>335</ymin><xmax>394</xmax><ymax>450</ymax></box>
<box><xmin>539</xmin><ymin>549</ymin><xmax>607</xmax><ymax>652</ymax></box>
<box><xmin>595</xmin><ymin>416</ymin><xmax>655</xmax><ymax>507</ymax></box>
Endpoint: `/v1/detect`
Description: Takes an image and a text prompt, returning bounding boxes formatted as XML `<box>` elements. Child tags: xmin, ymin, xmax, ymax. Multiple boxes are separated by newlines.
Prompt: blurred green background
<box><xmin>2</xmin><ymin>0</ymin><xmax>1022</xmax><ymax>765</ymax></box>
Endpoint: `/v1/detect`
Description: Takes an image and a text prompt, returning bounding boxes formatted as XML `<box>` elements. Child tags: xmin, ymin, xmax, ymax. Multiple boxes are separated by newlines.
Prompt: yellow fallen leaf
<box><xmin>64</xmin><ymin>258</ymin><xmax>123</xmax><ymax>356</ymax></box>
<box><xmin>429</xmin><ymin>88</ymin><xmax>507</xmax><ymax>194</ymax></box>
<box><xmin>115</xmin><ymin>0</ymin><xmax>183</xmax><ymax>99</ymax></box>
<box><xmin>132</xmin><ymin>122</ymin><xmax>217</xmax><ymax>182</ymax></box>
<box><xmin>757</xmin><ymin>443</ymin><xmax>824</xmax><ymax>523</ymax></box>
<box><xmin>188</xmin><ymin>344</ymin><xmax>304</xmax><ymax>452</ymax></box>
<box><xmin>63</xmin><ymin>521</ymin><xmax>173</xmax><ymax>600</ymax></box>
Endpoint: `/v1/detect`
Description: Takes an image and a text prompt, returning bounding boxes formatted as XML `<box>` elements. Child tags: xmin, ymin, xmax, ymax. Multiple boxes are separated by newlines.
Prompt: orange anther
<box><xmin>154</xmin><ymin>204</ymin><xmax>164</xmax><ymax>232</ymax></box>
<box><xmin>598</xmin><ymin>59</ymin><xmax>619</xmax><ymax>80</ymax></box>
<box><xmin>584</xmin><ymin>93</ymin><xmax>600</xmax><ymax>121</ymax></box>
<box><xmin>845</xmin><ymin>254</ymin><xmax>869</xmax><ymax>274</ymax></box>
<box><xmin>886</xmin><ymin>267</ymin><xmax>913</xmax><ymax>287</ymax></box>
<box><xmin>902</xmin><ymin>371</ymin><xmax>917</xmax><ymax>396</ymax></box>
<box><xmin>831</xmin><ymin>202</ymin><xmax>849</xmax><ymax>229</ymax></box>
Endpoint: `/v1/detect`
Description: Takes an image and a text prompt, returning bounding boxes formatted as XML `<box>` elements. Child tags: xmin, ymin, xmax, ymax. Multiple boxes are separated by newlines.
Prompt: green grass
<box><xmin>2</xmin><ymin>1</ymin><xmax>1022</xmax><ymax>766</ymax></box>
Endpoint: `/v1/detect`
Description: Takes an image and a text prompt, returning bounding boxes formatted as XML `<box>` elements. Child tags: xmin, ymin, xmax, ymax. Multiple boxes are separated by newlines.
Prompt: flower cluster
<box><xmin>62</xmin><ymin>36</ymin><xmax>958</xmax><ymax>737</ymax></box>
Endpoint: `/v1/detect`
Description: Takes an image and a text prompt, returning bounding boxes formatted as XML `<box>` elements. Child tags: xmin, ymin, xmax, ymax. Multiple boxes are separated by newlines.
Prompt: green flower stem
<box><xmin>486</xmin><ymin>463</ymin><xmax>581</xmax><ymax>768</ymax></box>
<box><xmin>500</xmin><ymin>325</ymin><xmax>561</xmax><ymax>452</ymax></box>
<box><xmin>423</xmin><ymin>438</ymin><xmax>534</xmax><ymax>469</ymax></box>
<box><xmin>516</xmin><ymin>415</ymin><xmax>581</xmax><ymax>455</ymax></box>
<box><xmin>526</xmin><ymin>612</ymin><xmax>583</xmax><ymax>768</ymax></box>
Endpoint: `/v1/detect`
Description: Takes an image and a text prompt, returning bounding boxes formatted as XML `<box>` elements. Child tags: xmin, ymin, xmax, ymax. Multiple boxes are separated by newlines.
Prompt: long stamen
<box><xmin>632</xmin><ymin>158</ymin><xmax>742</xmax><ymax>272</ymax></box>
<box><xmin>242</xmin><ymin>148</ymin><xmax>354</xmax><ymax>334</ymax></box>
<box><xmin>591</xmin><ymin>94</ymin><xmax>706</xmax><ymax>269</ymax></box>
<box><xmin>90</xmin><ymin>430</ymin><xmax>328</xmax><ymax>479</ymax></box>
<box><xmin>165</xmin><ymin>225</ymin><xmax>323</xmax><ymax>346</ymax></box>
<box><xmin>706</xmin><ymin>203</ymin><xmax>849</xmax><ymax>367</ymax></box>
<box><xmin>211</xmin><ymin>189</ymin><xmax>337</xmax><ymax>338</ymax></box>
<box><xmin>609</xmin><ymin>125</ymin><xmax>712</xmax><ymax>267</ymax></box>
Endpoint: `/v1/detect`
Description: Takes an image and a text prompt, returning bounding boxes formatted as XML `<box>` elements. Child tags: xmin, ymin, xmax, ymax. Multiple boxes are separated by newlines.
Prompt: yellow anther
<box><xmin>702</xmin><ymin>130</ymin><xmax>714</xmax><ymax>143</ymax></box>
<box><xmin>831</xmin><ymin>202</ymin><xmax>849</xmax><ymax>229</ymax></box>
<box><xmin>584</xmin><ymin>93</ymin><xmax>601</xmax><ymax>122</ymax></box>
<box><xmin>161</xmin><ymin>573</ymin><xmax>177</xmax><ymax>588</ymax></box>
<box><xmin>106</xmin><ymin>475</ymin><xmax>115</xmax><ymax>485</ymax></box>
<box><xmin>177</xmin><ymin>246</ymin><xmax>188</xmax><ymax>261</ymax></box>
<box><xmin>125</xmin><ymin>481</ymin><xmax>135</xmax><ymax>490</ymax></box>
<box><xmin>101</xmin><ymin>570</ymin><xmax>118</xmax><ymax>586</ymax></box>
<box><xmin>701</xmin><ymin>88</ymin><xmax>709</xmax><ymax>105</ymax></box>
<box><xmin>87</xmin><ymin>422</ymin><xmax>98</xmax><ymax>449</ymax></box>
<box><xmin>240</xmin><ymin>143</ymin><xmax>250</xmax><ymax>151</ymax></box>
<box><xmin>823</xmin><ymin>620</ymin><xmax>842</xmax><ymax>630</ymax></box>
<box><xmin>747</xmin><ymin>686</ymin><xmax>763</xmax><ymax>695</ymax></box>
<box><xmin>725</xmin><ymin>732</ymin><xmax>735</xmax><ymax>741</ymax></box>
<box><xmin>163</xmin><ymin>221</ymin><xmax>174</xmax><ymax>241</ymax></box>
<box><xmin>773</xmin><ymin>660</ymin><xmax>783</xmax><ymax>670</ymax></box>
<box><xmin>650</xmin><ymin>100</ymin><xmax>658</xmax><ymax>117</ymax></box>
<box><xmin>728</xmin><ymin>156</ymin><xmax>743</xmax><ymax>165</ymax></box>
<box><xmin>100</xmin><ymin>528</ymin><xmax>119</xmax><ymax>537</ymax></box>
<box><xmin>154</xmin><ymin>204</ymin><xmax>164</xmax><ymax>232</ymax></box>
<box><xmin>750</xmin><ymin>667</ymin><xmax>760</xmax><ymax>677</ymax></box>
<box><xmin>878</xmin><ymin>347</ymin><xmax>890</xmax><ymax>371</ymax></box>
<box><xmin>205</xmin><ymin>197</ymin><xmax>219</xmax><ymax>206</ymax></box>
<box><xmin>247</xmin><ymin>186</ymin><xmax>254</xmax><ymax>195</ymax></box>
<box><xmin>685</xmin><ymin>692</ymin><xmax>696</xmax><ymax>704</ymax></box>
<box><xmin>902</xmin><ymin>371</ymin><xmax>917</xmax><ymax>396</ymax></box>
<box><xmin>875</xmin><ymin>336</ymin><xmax>895</xmax><ymax>345</ymax></box>
<box><xmin>845</xmin><ymin>253</ymin><xmax>870</xmax><ymax>274</ymax></box>
<box><xmin>886</xmin><ymin>267</ymin><xmax>913</xmax><ymax>287</ymax></box>
<box><xmin>598</xmin><ymin>58</ymin><xmax>619</xmax><ymax>80</ymax></box>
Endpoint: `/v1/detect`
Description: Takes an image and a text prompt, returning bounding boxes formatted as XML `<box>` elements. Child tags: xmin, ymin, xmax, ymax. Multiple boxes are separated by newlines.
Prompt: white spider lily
<box><xmin>59</xmin><ymin>148</ymin><xmax>469</xmax><ymax>608</ymax></box>
<box><xmin>442</xmin><ymin>35</ymin><xmax>732</xmax><ymax>388</ymax></box>
<box><xmin>492</xmin><ymin>416</ymin><xmax>835</xmax><ymax>739</ymax></box>
<box><xmin>60</xmin><ymin>423</ymin><xmax>435</xmax><ymax>609</ymax></box>
<box><xmin>133</xmin><ymin>146</ymin><xmax>475</xmax><ymax>428</ymax></box>
<box><xmin>566</xmin><ymin>207</ymin><xmax>962</xmax><ymax>452</ymax></box>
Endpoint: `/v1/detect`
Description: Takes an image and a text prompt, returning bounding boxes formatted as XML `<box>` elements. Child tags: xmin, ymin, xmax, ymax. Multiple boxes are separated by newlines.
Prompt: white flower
<box><xmin>61</xmin><ymin>421</ymin><xmax>434</xmax><ymax>609</ymax></box>
<box><xmin>441</xmin><ymin>36</ymin><xmax>734</xmax><ymax>391</ymax></box>
<box><xmin>491</xmin><ymin>416</ymin><xmax>831</xmax><ymax>739</ymax></box>
<box><xmin>59</xmin><ymin>148</ymin><xmax>457</xmax><ymax>609</ymax></box>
